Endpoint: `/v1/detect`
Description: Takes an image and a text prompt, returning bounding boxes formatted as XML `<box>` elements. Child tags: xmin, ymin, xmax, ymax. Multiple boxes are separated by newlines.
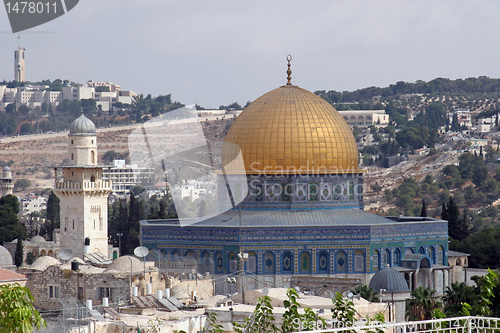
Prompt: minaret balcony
<box><xmin>55</xmin><ymin>181</ymin><xmax>111</xmax><ymax>190</ymax></box>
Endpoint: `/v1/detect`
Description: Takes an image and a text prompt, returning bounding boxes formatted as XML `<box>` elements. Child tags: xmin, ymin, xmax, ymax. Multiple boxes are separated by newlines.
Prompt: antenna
<box><xmin>59</xmin><ymin>249</ymin><xmax>73</xmax><ymax>261</ymax></box>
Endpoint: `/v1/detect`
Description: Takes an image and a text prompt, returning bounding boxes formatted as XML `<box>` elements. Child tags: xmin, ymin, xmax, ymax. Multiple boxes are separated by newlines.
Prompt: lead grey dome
<box><xmin>69</xmin><ymin>114</ymin><xmax>96</xmax><ymax>136</ymax></box>
<box><xmin>369</xmin><ymin>266</ymin><xmax>410</xmax><ymax>293</ymax></box>
<box><xmin>3</xmin><ymin>166</ymin><xmax>11</xmax><ymax>171</ymax></box>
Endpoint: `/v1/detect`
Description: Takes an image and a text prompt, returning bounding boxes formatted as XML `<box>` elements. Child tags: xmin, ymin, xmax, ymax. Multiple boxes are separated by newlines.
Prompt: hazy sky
<box><xmin>1</xmin><ymin>0</ymin><xmax>499</xmax><ymax>108</ymax></box>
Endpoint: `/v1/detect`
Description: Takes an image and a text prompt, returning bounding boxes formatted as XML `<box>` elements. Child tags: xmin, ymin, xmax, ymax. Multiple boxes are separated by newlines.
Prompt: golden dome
<box><xmin>222</xmin><ymin>84</ymin><xmax>361</xmax><ymax>174</ymax></box>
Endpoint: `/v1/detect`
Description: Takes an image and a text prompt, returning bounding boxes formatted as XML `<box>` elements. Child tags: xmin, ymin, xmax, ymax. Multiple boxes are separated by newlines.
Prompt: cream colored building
<box><xmin>54</xmin><ymin>114</ymin><xmax>112</xmax><ymax>259</ymax></box>
<box><xmin>338</xmin><ymin>110</ymin><xmax>389</xmax><ymax>127</ymax></box>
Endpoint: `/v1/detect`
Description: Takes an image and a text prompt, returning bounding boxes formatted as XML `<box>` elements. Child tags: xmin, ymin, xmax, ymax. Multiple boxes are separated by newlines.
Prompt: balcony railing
<box><xmin>55</xmin><ymin>181</ymin><xmax>111</xmax><ymax>190</ymax></box>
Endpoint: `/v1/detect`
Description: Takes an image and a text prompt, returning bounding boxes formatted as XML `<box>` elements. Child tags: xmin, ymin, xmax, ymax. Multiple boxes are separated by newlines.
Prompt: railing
<box><xmin>294</xmin><ymin>316</ymin><xmax>500</xmax><ymax>333</ymax></box>
<box><xmin>55</xmin><ymin>182</ymin><xmax>111</xmax><ymax>190</ymax></box>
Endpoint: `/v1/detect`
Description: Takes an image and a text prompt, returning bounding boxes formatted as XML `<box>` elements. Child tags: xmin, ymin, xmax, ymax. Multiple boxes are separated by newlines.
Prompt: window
<box><xmin>373</xmin><ymin>250</ymin><xmax>380</xmax><ymax>271</ymax></box>
<box><xmin>247</xmin><ymin>251</ymin><xmax>257</xmax><ymax>274</ymax></box>
<box><xmin>353</xmin><ymin>250</ymin><xmax>365</xmax><ymax>272</ymax></box>
<box><xmin>228</xmin><ymin>252</ymin><xmax>237</xmax><ymax>273</ymax></box>
<box><xmin>73</xmin><ymin>219</ymin><xmax>75</xmax><ymax>229</ymax></box>
<box><xmin>384</xmin><ymin>249</ymin><xmax>391</xmax><ymax>267</ymax></box>
<box><xmin>99</xmin><ymin>287</ymin><xmax>111</xmax><ymax>301</ymax></box>
<box><xmin>71</xmin><ymin>153</ymin><xmax>74</xmax><ymax>160</ymax></box>
<box><xmin>299</xmin><ymin>251</ymin><xmax>311</xmax><ymax>274</ymax></box>
<box><xmin>317</xmin><ymin>251</ymin><xmax>329</xmax><ymax>273</ymax></box>
<box><xmin>336</xmin><ymin>250</ymin><xmax>347</xmax><ymax>273</ymax></box>
<box><xmin>78</xmin><ymin>287</ymin><xmax>83</xmax><ymax>300</ymax></box>
<box><xmin>282</xmin><ymin>251</ymin><xmax>293</xmax><ymax>273</ymax></box>
<box><xmin>71</xmin><ymin>140</ymin><xmax>73</xmax><ymax>144</ymax></box>
<box><xmin>437</xmin><ymin>246</ymin><xmax>444</xmax><ymax>264</ymax></box>
<box><xmin>48</xmin><ymin>285</ymin><xmax>60</xmax><ymax>298</ymax></box>
<box><xmin>394</xmin><ymin>248</ymin><xmax>401</xmax><ymax>266</ymax></box>
<box><xmin>263</xmin><ymin>251</ymin><xmax>275</xmax><ymax>273</ymax></box>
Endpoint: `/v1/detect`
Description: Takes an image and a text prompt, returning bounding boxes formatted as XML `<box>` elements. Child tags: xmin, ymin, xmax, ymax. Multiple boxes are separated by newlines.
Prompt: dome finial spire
<box><xmin>286</xmin><ymin>54</ymin><xmax>292</xmax><ymax>85</ymax></box>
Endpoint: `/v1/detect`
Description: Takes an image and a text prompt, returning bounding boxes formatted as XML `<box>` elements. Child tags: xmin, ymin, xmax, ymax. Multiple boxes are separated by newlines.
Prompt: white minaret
<box><xmin>54</xmin><ymin>114</ymin><xmax>112</xmax><ymax>259</ymax></box>
<box><xmin>0</xmin><ymin>166</ymin><xmax>14</xmax><ymax>197</ymax></box>
<box><xmin>14</xmin><ymin>45</ymin><xmax>25</xmax><ymax>82</ymax></box>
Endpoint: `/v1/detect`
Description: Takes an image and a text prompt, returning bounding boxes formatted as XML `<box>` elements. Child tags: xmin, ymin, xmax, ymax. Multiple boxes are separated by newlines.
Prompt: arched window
<box><xmin>185</xmin><ymin>250</ymin><xmax>196</xmax><ymax>259</ymax></box>
<box><xmin>427</xmin><ymin>246</ymin><xmax>435</xmax><ymax>264</ymax></box>
<box><xmin>113</xmin><ymin>251</ymin><xmax>118</xmax><ymax>260</ymax></box>
<box><xmin>247</xmin><ymin>251</ymin><xmax>257</xmax><ymax>274</ymax></box>
<box><xmin>263</xmin><ymin>251</ymin><xmax>275</xmax><ymax>274</ymax></box>
<box><xmin>90</xmin><ymin>175</ymin><xmax>96</xmax><ymax>182</ymax></box>
<box><xmin>394</xmin><ymin>248</ymin><xmax>401</xmax><ymax>266</ymax></box>
<box><xmin>419</xmin><ymin>246</ymin><xmax>425</xmax><ymax>255</ymax></box>
<box><xmin>404</xmin><ymin>248</ymin><xmax>414</xmax><ymax>256</ymax></box>
<box><xmin>200</xmin><ymin>251</ymin><xmax>211</xmax><ymax>274</ymax></box>
<box><xmin>214</xmin><ymin>251</ymin><xmax>223</xmax><ymax>274</ymax></box>
<box><xmin>373</xmin><ymin>250</ymin><xmax>380</xmax><ymax>271</ymax></box>
<box><xmin>282</xmin><ymin>251</ymin><xmax>293</xmax><ymax>273</ymax></box>
<box><xmin>228</xmin><ymin>251</ymin><xmax>237</xmax><ymax>273</ymax></box>
<box><xmin>336</xmin><ymin>250</ymin><xmax>347</xmax><ymax>273</ymax></box>
<box><xmin>299</xmin><ymin>251</ymin><xmax>311</xmax><ymax>274</ymax></box>
<box><xmin>353</xmin><ymin>250</ymin><xmax>365</xmax><ymax>272</ymax></box>
<box><xmin>71</xmin><ymin>153</ymin><xmax>74</xmax><ymax>160</ymax></box>
<box><xmin>317</xmin><ymin>251</ymin><xmax>329</xmax><ymax>273</ymax></box>
<box><xmin>171</xmin><ymin>250</ymin><xmax>180</xmax><ymax>260</ymax></box>
<box><xmin>384</xmin><ymin>249</ymin><xmax>391</xmax><ymax>267</ymax></box>
<box><xmin>437</xmin><ymin>246</ymin><xmax>444</xmax><ymax>265</ymax></box>
<box><xmin>91</xmin><ymin>150</ymin><xmax>95</xmax><ymax>164</ymax></box>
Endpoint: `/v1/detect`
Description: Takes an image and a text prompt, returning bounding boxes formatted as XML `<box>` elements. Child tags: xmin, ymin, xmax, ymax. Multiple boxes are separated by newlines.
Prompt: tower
<box><xmin>14</xmin><ymin>45</ymin><xmax>25</xmax><ymax>82</ymax></box>
<box><xmin>0</xmin><ymin>166</ymin><xmax>14</xmax><ymax>197</ymax></box>
<box><xmin>54</xmin><ymin>114</ymin><xmax>112</xmax><ymax>259</ymax></box>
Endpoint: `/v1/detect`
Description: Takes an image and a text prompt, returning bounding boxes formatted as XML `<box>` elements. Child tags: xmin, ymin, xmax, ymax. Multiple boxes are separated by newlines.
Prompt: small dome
<box><xmin>30</xmin><ymin>256</ymin><xmax>61</xmax><ymax>270</ymax></box>
<box><xmin>104</xmin><ymin>256</ymin><xmax>144</xmax><ymax>275</ymax></box>
<box><xmin>69</xmin><ymin>114</ymin><xmax>96</xmax><ymax>136</ymax></box>
<box><xmin>3</xmin><ymin>166</ymin><xmax>11</xmax><ymax>171</ymax></box>
<box><xmin>0</xmin><ymin>245</ymin><xmax>13</xmax><ymax>267</ymax></box>
<box><xmin>30</xmin><ymin>235</ymin><xmax>46</xmax><ymax>243</ymax></box>
<box><xmin>369</xmin><ymin>267</ymin><xmax>410</xmax><ymax>293</ymax></box>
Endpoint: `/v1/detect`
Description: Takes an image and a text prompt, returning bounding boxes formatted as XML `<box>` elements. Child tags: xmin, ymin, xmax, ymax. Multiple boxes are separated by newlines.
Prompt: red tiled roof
<box><xmin>0</xmin><ymin>267</ymin><xmax>27</xmax><ymax>282</ymax></box>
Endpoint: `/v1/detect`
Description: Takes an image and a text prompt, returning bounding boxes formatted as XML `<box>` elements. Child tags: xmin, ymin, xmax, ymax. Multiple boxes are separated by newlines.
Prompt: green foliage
<box><xmin>233</xmin><ymin>296</ymin><xmax>278</xmax><ymax>333</ymax></box>
<box><xmin>0</xmin><ymin>195</ymin><xmax>25</xmax><ymax>245</ymax></box>
<box><xmin>405</xmin><ymin>287</ymin><xmax>442</xmax><ymax>321</ymax></box>
<box><xmin>20</xmin><ymin>123</ymin><xmax>33</xmax><ymax>134</ymax></box>
<box><xmin>442</xmin><ymin>196</ymin><xmax>470</xmax><ymax>241</ymax></box>
<box><xmin>14</xmin><ymin>178</ymin><xmax>31</xmax><ymax>191</ymax></box>
<box><xmin>43</xmin><ymin>191</ymin><xmax>60</xmax><ymax>241</ymax></box>
<box><xmin>354</xmin><ymin>285</ymin><xmax>379</xmax><ymax>303</ymax></box>
<box><xmin>0</xmin><ymin>283</ymin><xmax>46</xmax><ymax>333</ymax></box>
<box><xmin>443</xmin><ymin>282</ymin><xmax>477</xmax><ymax>317</ymax></box>
<box><xmin>461</xmin><ymin>269</ymin><xmax>498</xmax><ymax>316</ymax></box>
<box><xmin>15</xmin><ymin>238</ymin><xmax>23</xmax><ymax>267</ymax></box>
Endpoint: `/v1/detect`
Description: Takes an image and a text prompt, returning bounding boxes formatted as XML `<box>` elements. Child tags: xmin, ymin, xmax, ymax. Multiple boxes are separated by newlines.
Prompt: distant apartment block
<box><xmin>338</xmin><ymin>110</ymin><xmax>389</xmax><ymax>127</ymax></box>
<box><xmin>102</xmin><ymin>160</ymin><xmax>155</xmax><ymax>196</ymax></box>
<box><xmin>0</xmin><ymin>83</ymin><xmax>136</xmax><ymax>112</ymax></box>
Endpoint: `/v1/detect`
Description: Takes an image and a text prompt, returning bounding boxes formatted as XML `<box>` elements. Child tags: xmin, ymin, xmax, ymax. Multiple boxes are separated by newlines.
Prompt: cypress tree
<box><xmin>15</xmin><ymin>238</ymin><xmax>23</xmax><ymax>267</ymax></box>
<box><xmin>420</xmin><ymin>200</ymin><xmax>428</xmax><ymax>217</ymax></box>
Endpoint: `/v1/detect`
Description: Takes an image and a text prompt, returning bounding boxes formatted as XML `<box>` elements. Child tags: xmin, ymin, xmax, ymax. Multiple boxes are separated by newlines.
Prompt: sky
<box><xmin>1</xmin><ymin>0</ymin><xmax>500</xmax><ymax>108</ymax></box>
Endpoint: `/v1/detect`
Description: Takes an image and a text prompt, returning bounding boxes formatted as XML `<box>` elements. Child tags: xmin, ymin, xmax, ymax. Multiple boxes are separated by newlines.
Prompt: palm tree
<box><xmin>405</xmin><ymin>287</ymin><xmax>442</xmax><ymax>321</ymax></box>
<box><xmin>354</xmin><ymin>285</ymin><xmax>379</xmax><ymax>303</ymax></box>
<box><xmin>443</xmin><ymin>282</ymin><xmax>477</xmax><ymax>317</ymax></box>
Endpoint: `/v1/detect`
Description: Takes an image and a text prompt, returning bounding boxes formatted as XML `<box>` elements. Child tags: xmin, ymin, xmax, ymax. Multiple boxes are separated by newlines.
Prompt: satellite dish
<box><xmin>134</xmin><ymin>246</ymin><xmax>148</xmax><ymax>258</ymax></box>
<box><xmin>262</xmin><ymin>287</ymin><xmax>269</xmax><ymax>296</ymax></box>
<box><xmin>59</xmin><ymin>249</ymin><xmax>74</xmax><ymax>261</ymax></box>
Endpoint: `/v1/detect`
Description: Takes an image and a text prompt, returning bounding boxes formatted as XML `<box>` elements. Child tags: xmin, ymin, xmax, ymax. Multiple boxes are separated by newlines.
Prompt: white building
<box><xmin>0</xmin><ymin>166</ymin><xmax>14</xmax><ymax>197</ymax></box>
<box><xmin>53</xmin><ymin>114</ymin><xmax>112</xmax><ymax>259</ymax></box>
<box><xmin>338</xmin><ymin>110</ymin><xmax>389</xmax><ymax>127</ymax></box>
<box><xmin>19</xmin><ymin>194</ymin><xmax>47</xmax><ymax>216</ymax></box>
<box><xmin>449</xmin><ymin>109</ymin><xmax>472</xmax><ymax>129</ymax></box>
<box><xmin>102</xmin><ymin>159</ymin><xmax>155</xmax><ymax>196</ymax></box>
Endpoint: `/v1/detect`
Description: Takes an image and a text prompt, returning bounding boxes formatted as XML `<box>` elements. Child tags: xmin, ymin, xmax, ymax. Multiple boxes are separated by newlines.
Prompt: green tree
<box><xmin>14</xmin><ymin>178</ymin><xmax>31</xmax><ymax>191</ymax></box>
<box><xmin>0</xmin><ymin>195</ymin><xmax>25</xmax><ymax>245</ymax></box>
<box><xmin>443</xmin><ymin>282</ymin><xmax>477</xmax><ymax>317</ymax></box>
<box><xmin>442</xmin><ymin>196</ymin><xmax>469</xmax><ymax>241</ymax></box>
<box><xmin>405</xmin><ymin>287</ymin><xmax>442</xmax><ymax>321</ymax></box>
<box><xmin>0</xmin><ymin>283</ymin><xmax>46</xmax><ymax>333</ymax></box>
<box><xmin>14</xmin><ymin>237</ymin><xmax>23</xmax><ymax>267</ymax></box>
<box><xmin>44</xmin><ymin>191</ymin><xmax>60</xmax><ymax>241</ymax></box>
<box><xmin>420</xmin><ymin>200</ymin><xmax>427</xmax><ymax>217</ymax></box>
<box><xmin>354</xmin><ymin>285</ymin><xmax>380</xmax><ymax>303</ymax></box>
<box><xmin>20</xmin><ymin>123</ymin><xmax>33</xmax><ymax>134</ymax></box>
